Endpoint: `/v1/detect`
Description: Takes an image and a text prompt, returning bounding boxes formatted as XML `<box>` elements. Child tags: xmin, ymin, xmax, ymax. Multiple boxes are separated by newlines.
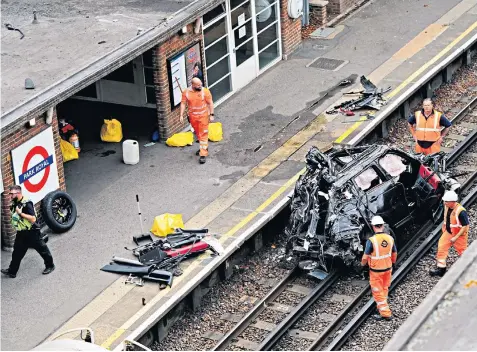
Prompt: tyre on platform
<box><xmin>41</xmin><ymin>190</ymin><xmax>77</xmax><ymax>233</ymax></box>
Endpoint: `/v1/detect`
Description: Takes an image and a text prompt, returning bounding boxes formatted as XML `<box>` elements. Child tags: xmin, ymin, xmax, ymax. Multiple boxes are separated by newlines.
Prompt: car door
<box><xmin>354</xmin><ymin>165</ymin><xmax>410</xmax><ymax>228</ymax></box>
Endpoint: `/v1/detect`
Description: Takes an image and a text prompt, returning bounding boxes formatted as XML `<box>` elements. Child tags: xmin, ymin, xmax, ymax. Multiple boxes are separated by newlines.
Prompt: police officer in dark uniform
<box><xmin>1</xmin><ymin>185</ymin><xmax>55</xmax><ymax>278</ymax></box>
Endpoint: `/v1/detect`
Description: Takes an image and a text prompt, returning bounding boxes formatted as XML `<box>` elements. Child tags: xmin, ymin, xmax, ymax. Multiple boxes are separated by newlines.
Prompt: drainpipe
<box><xmin>302</xmin><ymin>0</ymin><xmax>310</xmax><ymax>26</ymax></box>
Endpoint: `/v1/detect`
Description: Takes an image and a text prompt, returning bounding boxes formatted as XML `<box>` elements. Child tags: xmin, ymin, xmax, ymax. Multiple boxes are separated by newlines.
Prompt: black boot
<box><xmin>429</xmin><ymin>266</ymin><xmax>446</xmax><ymax>277</ymax></box>
<box><xmin>199</xmin><ymin>156</ymin><xmax>206</xmax><ymax>164</ymax></box>
<box><xmin>196</xmin><ymin>150</ymin><xmax>200</xmax><ymax>156</ymax></box>
<box><xmin>1</xmin><ymin>269</ymin><xmax>16</xmax><ymax>278</ymax></box>
<box><xmin>373</xmin><ymin>314</ymin><xmax>391</xmax><ymax>321</ymax></box>
<box><xmin>43</xmin><ymin>265</ymin><xmax>56</xmax><ymax>275</ymax></box>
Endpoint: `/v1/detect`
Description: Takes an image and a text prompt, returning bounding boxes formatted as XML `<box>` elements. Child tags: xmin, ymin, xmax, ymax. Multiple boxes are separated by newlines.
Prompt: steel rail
<box><xmin>257</xmin><ymin>272</ymin><xmax>340</xmax><ymax>351</ymax></box>
<box><xmin>445</xmin><ymin>96</ymin><xmax>477</xmax><ymax>165</ymax></box>
<box><xmin>212</xmin><ymin>266</ymin><xmax>300</xmax><ymax>351</ymax></box>
<box><xmin>323</xmin><ymin>175</ymin><xmax>477</xmax><ymax>351</ymax></box>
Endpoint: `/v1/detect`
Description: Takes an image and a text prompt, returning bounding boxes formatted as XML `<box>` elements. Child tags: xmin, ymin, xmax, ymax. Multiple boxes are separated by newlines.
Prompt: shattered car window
<box><xmin>379</xmin><ymin>154</ymin><xmax>407</xmax><ymax>177</ymax></box>
<box><xmin>354</xmin><ymin>168</ymin><xmax>381</xmax><ymax>191</ymax></box>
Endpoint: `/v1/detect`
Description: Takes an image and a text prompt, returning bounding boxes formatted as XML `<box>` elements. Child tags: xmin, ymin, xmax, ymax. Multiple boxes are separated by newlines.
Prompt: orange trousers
<box><xmin>190</xmin><ymin>115</ymin><xmax>209</xmax><ymax>157</ymax></box>
<box><xmin>436</xmin><ymin>231</ymin><xmax>468</xmax><ymax>268</ymax></box>
<box><xmin>369</xmin><ymin>270</ymin><xmax>392</xmax><ymax>318</ymax></box>
<box><xmin>415</xmin><ymin>142</ymin><xmax>440</xmax><ymax>155</ymax></box>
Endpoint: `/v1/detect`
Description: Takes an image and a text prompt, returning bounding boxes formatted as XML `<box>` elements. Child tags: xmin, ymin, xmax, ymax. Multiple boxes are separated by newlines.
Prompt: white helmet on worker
<box><xmin>442</xmin><ymin>190</ymin><xmax>458</xmax><ymax>202</ymax></box>
<box><xmin>371</xmin><ymin>216</ymin><xmax>385</xmax><ymax>226</ymax></box>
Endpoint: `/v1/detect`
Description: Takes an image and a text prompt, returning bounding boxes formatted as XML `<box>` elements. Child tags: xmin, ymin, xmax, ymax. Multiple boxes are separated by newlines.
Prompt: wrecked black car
<box><xmin>285</xmin><ymin>145</ymin><xmax>461</xmax><ymax>273</ymax></box>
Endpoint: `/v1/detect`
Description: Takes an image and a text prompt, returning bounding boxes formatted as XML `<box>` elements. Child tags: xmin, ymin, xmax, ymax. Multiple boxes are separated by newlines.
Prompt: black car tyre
<box><xmin>41</xmin><ymin>190</ymin><xmax>77</xmax><ymax>233</ymax></box>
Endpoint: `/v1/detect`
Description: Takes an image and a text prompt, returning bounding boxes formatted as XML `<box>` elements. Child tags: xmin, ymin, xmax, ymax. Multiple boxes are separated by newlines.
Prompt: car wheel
<box><xmin>41</xmin><ymin>190</ymin><xmax>77</xmax><ymax>233</ymax></box>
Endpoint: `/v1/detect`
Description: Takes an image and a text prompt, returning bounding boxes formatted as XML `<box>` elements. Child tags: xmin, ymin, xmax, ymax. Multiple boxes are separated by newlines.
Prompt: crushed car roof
<box><xmin>324</xmin><ymin>145</ymin><xmax>402</xmax><ymax>187</ymax></box>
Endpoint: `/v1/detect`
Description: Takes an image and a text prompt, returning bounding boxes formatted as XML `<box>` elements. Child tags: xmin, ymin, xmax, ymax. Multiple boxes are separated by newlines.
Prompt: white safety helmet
<box><xmin>371</xmin><ymin>216</ymin><xmax>385</xmax><ymax>226</ymax></box>
<box><xmin>442</xmin><ymin>190</ymin><xmax>458</xmax><ymax>202</ymax></box>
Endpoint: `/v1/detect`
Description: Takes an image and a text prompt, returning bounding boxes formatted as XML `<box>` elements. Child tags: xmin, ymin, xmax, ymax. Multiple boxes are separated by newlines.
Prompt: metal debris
<box><xmin>4</xmin><ymin>23</ymin><xmax>25</xmax><ymax>39</ymax></box>
<box><xmin>329</xmin><ymin>76</ymin><xmax>391</xmax><ymax>115</ymax></box>
<box><xmin>125</xmin><ymin>274</ymin><xmax>144</xmax><ymax>287</ymax></box>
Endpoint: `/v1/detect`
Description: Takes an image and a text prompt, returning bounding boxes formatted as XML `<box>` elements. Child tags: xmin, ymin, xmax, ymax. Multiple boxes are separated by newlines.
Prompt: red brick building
<box><xmin>1</xmin><ymin>0</ymin><xmax>303</xmax><ymax>250</ymax></box>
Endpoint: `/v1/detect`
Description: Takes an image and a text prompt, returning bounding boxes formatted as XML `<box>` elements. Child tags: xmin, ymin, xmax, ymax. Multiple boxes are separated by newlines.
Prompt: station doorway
<box><xmin>55</xmin><ymin>49</ymin><xmax>158</xmax><ymax>205</ymax></box>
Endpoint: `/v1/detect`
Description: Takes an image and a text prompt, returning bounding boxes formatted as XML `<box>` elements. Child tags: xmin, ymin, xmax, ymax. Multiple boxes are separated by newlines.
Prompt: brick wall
<box><xmin>280</xmin><ymin>0</ymin><xmax>303</xmax><ymax>57</ymax></box>
<box><xmin>327</xmin><ymin>0</ymin><xmax>359</xmax><ymax>16</ymax></box>
<box><xmin>1</xmin><ymin>107</ymin><xmax>65</xmax><ymax>250</ymax></box>
<box><xmin>310</xmin><ymin>2</ymin><xmax>328</xmax><ymax>27</ymax></box>
<box><xmin>152</xmin><ymin>24</ymin><xmax>205</xmax><ymax>141</ymax></box>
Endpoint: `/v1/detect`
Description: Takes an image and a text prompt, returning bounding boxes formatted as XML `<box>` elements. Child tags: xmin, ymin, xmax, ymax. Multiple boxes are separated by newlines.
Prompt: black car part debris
<box><xmin>100</xmin><ymin>264</ymin><xmax>173</xmax><ymax>287</ymax></box>
<box><xmin>328</xmin><ymin>76</ymin><xmax>391</xmax><ymax>115</ymax></box>
<box><xmin>139</xmin><ymin>248</ymin><xmax>167</xmax><ymax>266</ymax></box>
<box><xmin>4</xmin><ymin>23</ymin><xmax>25</xmax><ymax>39</ymax></box>
<box><xmin>100</xmin><ymin>264</ymin><xmax>153</xmax><ymax>276</ymax></box>
<box><xmin>285</xmin><ymin>145</ymin><xmax>460</xmax><ymax>273</ymax></box>
<box><xmin>41</xmin><ymin>190</ymin><xmax>77</xmax><ymax>233</ymax></box>
<box><xmin>133</xmin><ymin>233</ymin><xmax>153</xmax><ymax>246</ymax></box>
<box><xmin>143</xmin><ymin>269</ymin><xmax>174</xmax><ymax>287</ymax></box>
<box><xmin>103</xmin><ymin>228</ymin><xmax>220</xmax><ymax>287</ymax></box>
<box><xmin>112</xmin><ymin>256</ymin><xmax>145</xmax><ymax>266</ymax></box>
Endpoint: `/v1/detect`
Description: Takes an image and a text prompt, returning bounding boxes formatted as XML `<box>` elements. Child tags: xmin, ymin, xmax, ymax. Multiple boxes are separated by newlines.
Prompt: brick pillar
<box><xmin>309</xmin><ymin>0</ymin><xmax>328</xmax><ymax>27</ymax></box>
<box><xmin>280</xmin><ymin>0</ymin><xmax>303</xmax><ymax>58</ymax></box>
<box><xmin>153</xmin><ymin>24</ymin><xmax>204</xmax><ymax>141</ymax></box>
<box><xmin>326</xmin><ymin>0</ymin><xmax>358</xmax><ymax>16</ymax></box>
<box><xmin>1</xmin><ymin>107</ymin><xmax>65</xmax><ymax>251</ymax></box>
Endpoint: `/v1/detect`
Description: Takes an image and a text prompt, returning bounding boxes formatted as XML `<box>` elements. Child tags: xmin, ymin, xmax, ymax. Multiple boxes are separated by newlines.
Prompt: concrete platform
<box><xmin>384</xmin><ymin>240</ymin><xmax>477</xmax><ymax>351</ymax></box>
<box><xmin>2</xmin><ymin>0</ymin><xmax>477</xmax><ymax>350</ymax></box>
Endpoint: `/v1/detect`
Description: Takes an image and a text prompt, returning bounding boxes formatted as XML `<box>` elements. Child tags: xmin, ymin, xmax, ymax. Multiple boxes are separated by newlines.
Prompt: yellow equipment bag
<box><xmin>100</xmin><ymin>119</ymin><xmax>123</xmax><ymax>143</ymax></box>
<box><xmin>165</xmin><ymin>132</ymin><xmax>194</xmax><ymax>147</ymax></box>
<box><xmin>208</xmin><ymin>122</ymin><xmax>223</xmax><ymax>142</ymax></box>
<box><xmin>150</xmin><ymin>213</ymin><xmax>184</xmax><ymax>237</ymax></box>
<box><xmin>60</xmin><ymin>139</ymin><xmax>79</xmax><ymax>163</ymax></box>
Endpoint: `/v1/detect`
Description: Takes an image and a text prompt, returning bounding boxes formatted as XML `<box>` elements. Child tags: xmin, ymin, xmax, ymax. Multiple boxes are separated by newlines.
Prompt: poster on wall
<box><xmin>185</xmin><ymin>43</ymin><xmax>203</xmax><ymax>86</ymax></box>
<box><xmin>11</xmin><ymin>127</ymin><xmax>59</xmax><ymax>204</ymax></box>
<box><xmin>169</xmin><ymin>53</ymin><xmax>187</xmax><ymax>107</ymax></box>
<box><xmin>167</xmin><ymin>42</ymin><xmax>204</xmax><ymax>108</ymax></box>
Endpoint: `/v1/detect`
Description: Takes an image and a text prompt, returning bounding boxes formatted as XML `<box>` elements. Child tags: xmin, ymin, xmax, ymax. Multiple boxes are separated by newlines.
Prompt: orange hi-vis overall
<box><xmin>414</xmin><ymin>110</ymin><xmax>442</xmax><ymax>155</ymax></box>
<box><xmin>368</xmin><ymin>233</ymin><xmax>396</xmax><ymax>318</ymax></box>
<box><xmin>436</xmin><ymin>203</ymin><xmax>468</xmax><ymax>268</ymax></box>
<box><xmin>182</xmin><ymin>88</ymin><xmax>212</xmax><ymax>157</ymax></box>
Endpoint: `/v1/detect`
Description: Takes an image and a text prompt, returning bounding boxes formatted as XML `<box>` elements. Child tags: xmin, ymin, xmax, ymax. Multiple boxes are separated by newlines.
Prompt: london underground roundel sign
<box><xmin>11</xmin><ymin>127</ymin><xmax>59</xmax><ymax>204</ymax></box>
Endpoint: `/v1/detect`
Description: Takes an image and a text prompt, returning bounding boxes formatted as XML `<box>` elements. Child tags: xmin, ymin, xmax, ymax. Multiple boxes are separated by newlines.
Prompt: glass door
<box><xmin>229</xmin><ymin>0</ymin><xmax>258</xmax><ymax>91</ymax></box>
<box><xmin>203</xmin><ymin>4</ymin><xmax>233</xmax><ymax>102</ymax></box>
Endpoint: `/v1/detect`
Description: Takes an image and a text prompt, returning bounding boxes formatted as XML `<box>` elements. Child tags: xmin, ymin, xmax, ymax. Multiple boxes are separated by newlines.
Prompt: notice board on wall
<box><xmin>167</xmin><ymin>42</ymin><xmax>203</xmax><ymax>108</ymax></box>
<box><xmin>169</xmin><ymin>53</ymin><xmax>187</xmax><ymax>107</ymax></box>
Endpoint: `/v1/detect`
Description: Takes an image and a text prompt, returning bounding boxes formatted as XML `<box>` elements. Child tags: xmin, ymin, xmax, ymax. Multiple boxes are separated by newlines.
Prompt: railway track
<box><xmin>208</xmin><ymin>96</ymin><xmax>477</xmax><ymax>352</ymax></box>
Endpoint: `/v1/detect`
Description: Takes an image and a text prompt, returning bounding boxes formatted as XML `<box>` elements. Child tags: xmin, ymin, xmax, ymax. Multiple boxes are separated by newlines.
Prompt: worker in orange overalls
<box><xmin>429</xmin><ymin>190</ymin><xmax>470</xmax><ymax>277</ymax></box>
<box><xmin>361</xmin><ymin>216</ymin><xmax>397</xmax><ymax>321</ymax></box>
<box><xmin>408</xmin><ymin>98</ymin><xmax>452</xmax><ymax>155</ymax></box>
<box><xmin>180</xmin><ymin>77</ymin><xmax>215</xmax><ymax>164</ymax></box>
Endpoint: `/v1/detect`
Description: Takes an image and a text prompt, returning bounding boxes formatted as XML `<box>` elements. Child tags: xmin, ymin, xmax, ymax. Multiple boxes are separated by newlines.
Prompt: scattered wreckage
<box><xmin>327</xmin><ymin>75</ymin><xmax>391</xmax><ymax>115</ymax></box>
<box><xmin>285</xmin><ymin>145</ymin><xmax>461</xmax><ymax>275</ymax></box>
<box><xmin>100</xmin><ymin>229</ymin><xmax>221</xmax><ymax>288</ymax></box>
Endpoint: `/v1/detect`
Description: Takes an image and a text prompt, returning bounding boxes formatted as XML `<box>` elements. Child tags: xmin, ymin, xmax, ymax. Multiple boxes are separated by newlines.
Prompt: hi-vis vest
<box><xmin>415</xmin><ymin>110</ymin><xmax>442</xmax><ymax>142</ymax></box>
<box><xmin>368</xmin><ymin>233</ymin><xmax>394</xmax><ymax>272</ymax></box>
<box><xmin>185</xmin><ymin>88</ymin><xmax>209</xmax><ymax>118</ymax></box>
<box><xmin>10</xmin><ymin>197</ymin><xmax>35</xmax><ymax>231</ymax></box>
<box><xmin>443</xmin><ymin>203</ymin><xmax>467</xmax><ymax>236</ymax></box>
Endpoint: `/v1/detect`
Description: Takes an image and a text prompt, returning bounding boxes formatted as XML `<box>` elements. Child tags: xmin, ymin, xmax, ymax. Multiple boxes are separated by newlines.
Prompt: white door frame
<box><xmin>228</xmin><ymin>0</ymin><xmax>259</xmax><ymax>92</ymax></box>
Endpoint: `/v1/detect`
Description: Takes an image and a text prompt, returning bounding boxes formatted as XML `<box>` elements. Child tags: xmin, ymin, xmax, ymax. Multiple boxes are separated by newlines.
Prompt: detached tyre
<box><xmin>41</xmin><ymin>190</ymin><xmax>77</xmax><ymax>233</ymax></box>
